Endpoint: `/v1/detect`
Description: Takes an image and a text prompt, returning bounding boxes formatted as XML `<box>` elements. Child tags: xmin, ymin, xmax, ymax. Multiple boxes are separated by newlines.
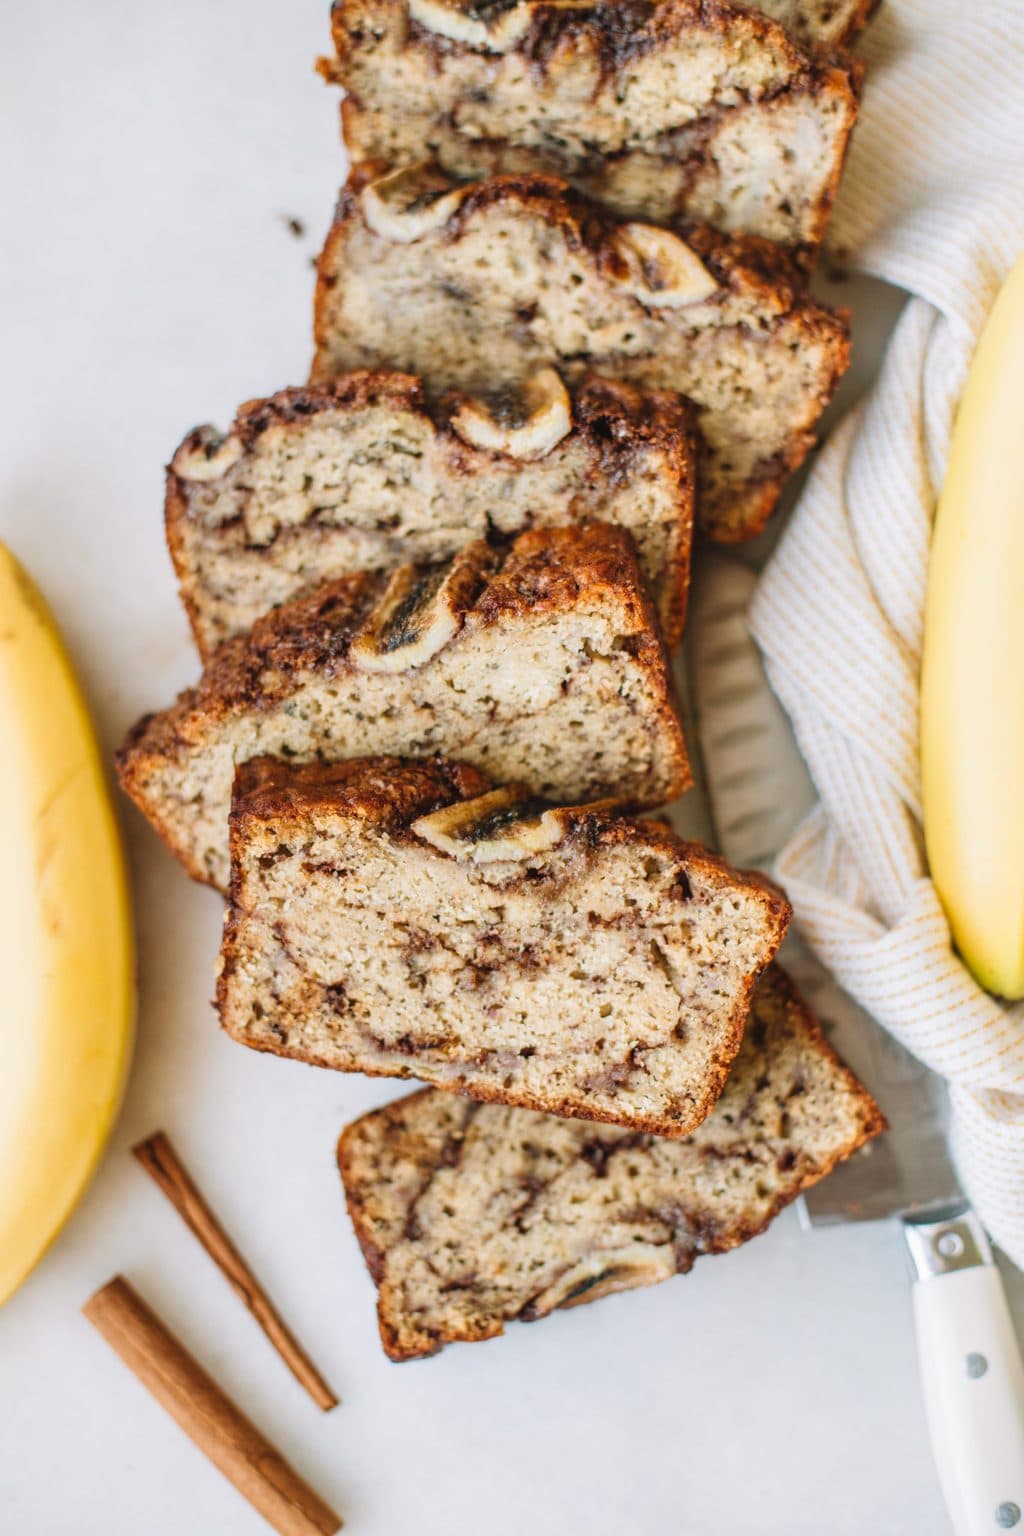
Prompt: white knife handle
<box><xmin>906</xmin><ymin>1213</ymin><xmax>1024</xmax><ymax>1534</ymax></box>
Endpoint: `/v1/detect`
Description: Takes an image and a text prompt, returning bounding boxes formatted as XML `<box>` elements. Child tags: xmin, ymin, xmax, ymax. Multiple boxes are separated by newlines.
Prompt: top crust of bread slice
<box><xmin>167</xmin><ymin>369</ymin><xmax>697</xmax><ymax>657</ymax></box>
<box><xmin>117</xmin><ymin>522</ymin><xmax>691</xmax><ymax>890</ymax></box>
<box><xmin>327</xmin><ymin>0</ymin><xmax>861</xmax><ymax>261</ymax></box>
<box><xmin>312</xmin><ymin>168</ymin><xmax>850</xmax><ymax>542</ymax></box>
<box><xmin>219</xmin><ymin>753</ymin><xmax>791</xmax><ymax>1135</ymax></box>
<box><xmin>338</xmin><ymin>963</ymin><xmax>885</xmax><ymax>1359</ymax></box>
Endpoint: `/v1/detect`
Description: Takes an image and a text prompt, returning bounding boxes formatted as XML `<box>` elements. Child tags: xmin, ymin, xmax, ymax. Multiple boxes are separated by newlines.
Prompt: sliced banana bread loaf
<box><xmin>338</xmin><ymin>964</ymin><xmax>884</xmax><ymax>1359</ymax></box>
<box><xmin>326</xmin><ymin>0</ymin><xmax>861</xmax><ymax>261</ymax></box>
<box><xmin>218</xmin><ymin>754</ymin><xmax>790</xmax><ymax>1134</ymax></box>
<box><xmin>312</xmin><ymin>168</ymin><xmax>851</xmax><ymax>542</ymax></box>
<box><xmin>116</xmin><ymin>524</ymin><xmax>691</xmax><ymax>890</ymax></box>
<box><xmin>168</xmin><ymin>370</ymin><xmax>697</xmax><ymax>658</ymax></box>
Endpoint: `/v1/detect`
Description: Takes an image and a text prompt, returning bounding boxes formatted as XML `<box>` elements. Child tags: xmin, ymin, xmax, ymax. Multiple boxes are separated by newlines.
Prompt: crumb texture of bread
<box><xmin>116</xmin><ymin>523</ymin><xmax>691</xmax><ymax>889</ymax></box>
<box><xmin>337</xmin><ymin>965</ymin><xmax>885</xmax><ymax>1359</ymax></box>
<box><xmin>218</xmin><ymin>755</ymin><xmax>791</xmax><ymax>1137</ymax></box>
<box><xmin>330</xmin><ymin>0</ymin><xmax>860</xmax><ymax>259</ymax></box>
<box><xmin>311</xmin><ymin>172</ymin><xmax>850</xmax><ymax>542</ymax></box>
<box><xmin>167</xmin><ymin>371</ymin><xmax>697</xmax><ymax>656</ymax></box>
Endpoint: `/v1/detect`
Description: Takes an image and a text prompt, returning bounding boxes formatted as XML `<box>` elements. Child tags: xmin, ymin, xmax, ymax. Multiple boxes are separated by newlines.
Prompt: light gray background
<box><xmin>2</xmin><ymin>4</ymin><xmax>1020</xmax><ymax>1532</ymax></box>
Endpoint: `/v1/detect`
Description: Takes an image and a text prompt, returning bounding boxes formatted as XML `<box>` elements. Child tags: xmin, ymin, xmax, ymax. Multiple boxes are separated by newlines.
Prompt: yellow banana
<box><xmin>0</xmin><ymin>542</ymin><xmax>134</xmax><ymax>1304</ymax></box>
<box><xmin>921</xmin><ymin>255</ymin><xmax>1024</xmax><ymax>999</ymax></box>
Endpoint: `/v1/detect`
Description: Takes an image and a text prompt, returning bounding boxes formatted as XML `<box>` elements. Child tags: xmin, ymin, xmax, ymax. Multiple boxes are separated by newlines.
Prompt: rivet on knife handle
<box><xmin>904</xmin><ymin>1208</ymin><xmax>1024</xmax><ymax>1534</ymax></box>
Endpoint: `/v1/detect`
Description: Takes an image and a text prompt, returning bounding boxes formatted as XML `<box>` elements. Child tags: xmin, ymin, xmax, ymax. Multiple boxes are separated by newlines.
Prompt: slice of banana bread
<box><xmin>312</xmin><ymin>168</ymin><xmax>851</xmax><ymax>542</ymax></box>
<box><xmin>218</xmin><ymin>754</ymin><xmax>790</xmax><ymax>1135</ymax></box>
<box><xmin>338</xmin><ymin>964</ymin><xmax>884</xmax><ymax>1359</ymax></box>
<box><xmin>167</xmin><ymin>370</ymin><xmax>697</xmax><ymax>658</ymax></box>
<box><xmin>116</xmin><ymin>524</ymin><xmax>691</xmax><ymax>890</ymax></box>
<box><xmin>325</xmin><ymin>0</ymin><xmax>861</xmax><ymax>262</ymax></box>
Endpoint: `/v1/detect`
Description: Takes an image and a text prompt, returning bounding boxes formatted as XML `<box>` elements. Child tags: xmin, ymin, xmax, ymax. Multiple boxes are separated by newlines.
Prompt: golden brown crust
<box><xmin>328</xmin><ymin>0</ymin><xmax>862</xmax><ymax>263</ymax></box>
<box><xmin>166</xmin><ymin>369</ymin><xmax>697</xmax><ymax>654</ymax></box>
<box><xmin>231</xmin><ymin>752</ymin><xmax>494</xmax><ymax>836</ymax></box>
<box><xmin>116</xmin><ymin>570</ymin><xmax>380</xmax><ymax>771</ymax></box>
<box><xmin>163</xmin><ymin>472</ymin><xmax>204</xmax><ymax>650</ymax></box>
<box><xmin>140</xmin><ymin>521</ymin><xmax>675</xmax><ymax>727</ymax></box>
<box><xmin>473</xmin><ymin>522</ymin><xmax>643</xmax><ymax>626</ymax></box>
<box><xmin>319</xmin><ymin>166</ymin><xmax>829</xmax><ymax>339</ymax></box>
<box><xmin>219</xmin><ymin>757</ymin><xmax>791</xmax><ymax>1138</ymax></box>
<box><xmin>116</xmin><ymin>523</ymin><xmax>693</xmax><ymax>887</ymax></box>
<box><xmin>325</xmin><ymin>0</ymin><xmax>877</xmax><ymax>65</ymax></box>
<box><xmin>224</xmin><ymin>371</ymin><xmax>430</xmax><ymax>446</ymax></box>
<box><xmin>337</xmin><ymin>962</ymin><xmax>885</xmax><ymax>1359</ymax></box>
<box><xmin>312</xmin><ymin>169</ymin><xmax>851</xmax><ymax>542</ymax></box>
<box><xmin>114</xmin><ymin>571</ymin><xmax>378</xmax><ymax>885</ymax></box>
<box><xmin>170</xmin><ymin>368</ymin><xmax>698</xmax><ymax>471</ymax></box>
<box><xmin>745</xmin><ymin>965</ymin><xmax>888</xmax><ymax>1152</ymax></box>
<box><xmin>332</xmin><ymin>0</ymin><xmax>823</xmax><ymax>77</ymax></box>
<box><xmin>115</xmin><ymin>744</ymin><xmax>211</xmax><ymax>886</ymax></box>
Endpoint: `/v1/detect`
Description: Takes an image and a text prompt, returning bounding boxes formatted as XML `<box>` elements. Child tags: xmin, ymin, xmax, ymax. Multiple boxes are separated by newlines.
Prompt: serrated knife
<box><xmin>687</xmin><ymin>554</ymin><xmax>1024</xmax><ymax>1536</ymax></box>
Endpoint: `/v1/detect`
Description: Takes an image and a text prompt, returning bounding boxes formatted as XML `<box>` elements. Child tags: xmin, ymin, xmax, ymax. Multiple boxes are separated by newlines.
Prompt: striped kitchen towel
<box><xmin>748</xmin><ymin>0</ymin><xmax>1024</xmax><ymax>1263</ymax></box>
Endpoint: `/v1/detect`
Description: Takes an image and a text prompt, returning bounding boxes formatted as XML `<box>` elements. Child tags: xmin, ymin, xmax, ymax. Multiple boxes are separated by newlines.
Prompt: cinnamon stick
<box><xmin>133</xmin><ymin>1132</ymin><xmax>337</xmax><ymax>1412</ymax></box>
<box><xmin>83</xmin><ymin>1277</ymin><xmax>342</xmax><ymax>1536</ymax></box>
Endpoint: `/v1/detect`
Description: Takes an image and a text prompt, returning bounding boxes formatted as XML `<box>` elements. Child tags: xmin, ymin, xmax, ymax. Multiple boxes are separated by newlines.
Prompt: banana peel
<box><xmin>921</xmin><ymin>256</ymin><xmax>1024</xmax><ymax>999</ymax></box>
<box><xmin>0</xmin><ymin>542</ymin><xmax>134</xmax><ymax>1304</ymax></box>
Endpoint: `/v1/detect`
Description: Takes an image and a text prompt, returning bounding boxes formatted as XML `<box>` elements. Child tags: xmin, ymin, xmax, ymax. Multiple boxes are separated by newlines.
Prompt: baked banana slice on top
<box><xmin>167</xmin><ymin>369</ymin><xmax>697</xmax><ymax>658</ymax></box>
<box><xmin>324</xmin><ymin>0</ymin><xmax>863</xmax><ymax>261</ymax></box>
<box><xmin>313</xmin><ymin>167</ymin><xmax>851</xmax><ymax>542</ymax></box>
<box><xmin>117</xmin><ymin>523</ymin><xmax>691</xmax><ymax>890</ymax></box>
<box><xmin>218</xmin><ymin>753</ymin><xmax>791</xmax><ymax>1135</ymax></box>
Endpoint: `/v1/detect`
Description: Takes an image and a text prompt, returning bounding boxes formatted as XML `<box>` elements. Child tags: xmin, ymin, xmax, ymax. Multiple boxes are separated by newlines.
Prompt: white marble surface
<box><xmin>2</xmin><ymin>4</ymin><xmax>1021</xmax><ymax>1532</ymax></box>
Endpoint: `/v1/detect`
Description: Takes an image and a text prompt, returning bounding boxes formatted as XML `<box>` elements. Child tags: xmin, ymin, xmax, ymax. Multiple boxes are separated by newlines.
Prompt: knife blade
<box><xmin>688</xmin><ymin>553</ymin><xmax>1024</xmax><ymax>1534</ymax></box>
<box><xmin>687</xmin><ymin>552</ymin><xmax>959</xmax><ymax>1219</ymax></box>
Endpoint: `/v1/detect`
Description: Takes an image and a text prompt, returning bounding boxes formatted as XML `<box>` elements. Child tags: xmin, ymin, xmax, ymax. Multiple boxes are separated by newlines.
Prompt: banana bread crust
<box><xmin>327</xmin><ymin>0</ymin><xmax>862</xmax><ymax>261</ymax></box>
<box><xmin>117</xmin><ymin>523</ymin><xmax>692</xmax><ymax>889</ymax></box>
<box><xmin>166</xmin><ymin>369</ymin><xmax>698</xmax><ymax>656</ymax></box>
<box><xmin>232</xmin><ymin>751</ymin><xmax>494</xmax><ymax>840</ymax></box>
<box><xmin>335</xmin><ymin>161</ymin><xmax>819</xmax><ymax>293</ymax></box>
<box><xmin>228</xmin><ymin>749</ymin><xmax>787</xmax><ymax>886</ymax></box>
<box><xmin>312</xmin><ymin>169</ymin><xmax>851</xmax><ymax>542</ymax></box>
<box><xmin>218</xmin><ymin>753</ymin><xmax>791</xmax><ymax>1134</ymax></box>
